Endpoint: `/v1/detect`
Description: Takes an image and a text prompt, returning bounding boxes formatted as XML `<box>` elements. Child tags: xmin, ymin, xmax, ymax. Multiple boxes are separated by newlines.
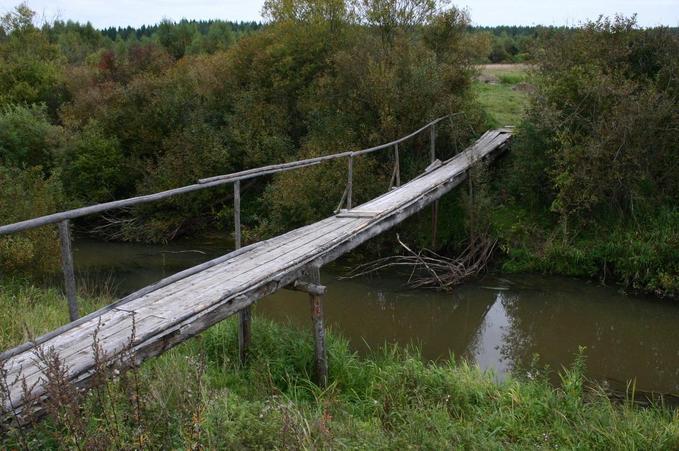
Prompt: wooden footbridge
<box><xmin>0</xmin><ymin>117</ymin><xmax>511</xmax><ymax>422</ymax></box>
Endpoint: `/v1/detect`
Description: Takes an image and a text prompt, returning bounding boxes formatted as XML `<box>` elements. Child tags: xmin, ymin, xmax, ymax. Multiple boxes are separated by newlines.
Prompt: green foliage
<box><xmin>0</xmin><ymin>4</ymin><xmax>66</xmax><ymax>112</ymax></box>
<box><xmin>0</xmin><ymin>167</ymin><xmax>64</xmax><ymax>276</ymax></box>
<box><xmin>491</xmin><ymin>17</ymin><xmax>679</xmax><ymax>296</ymax></box>
<box><xmin>61</xmin><ymin>120</ymin><xmax>130</xmax><ymax>203</ymax></box>
<box><xmin>0</xmin><ymin>278</ymin><xmax>110</xmax><ymax>350</ymax></box>
<box><xmin>4</xmin><ymin>310</ymin><xmax>678</xmax><ymax>448</ymax></box>
<box><xmin>0</xmin><ymin>103</ymin><xmax>62</xmax><ymax>170</ymax></box>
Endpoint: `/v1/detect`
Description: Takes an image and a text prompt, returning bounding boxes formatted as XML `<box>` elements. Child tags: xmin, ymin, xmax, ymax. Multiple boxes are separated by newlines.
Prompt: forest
<box><xmin>1</xmin><ymin>0</ymin><xmax>678</xmax><ymax>447</ymax></box>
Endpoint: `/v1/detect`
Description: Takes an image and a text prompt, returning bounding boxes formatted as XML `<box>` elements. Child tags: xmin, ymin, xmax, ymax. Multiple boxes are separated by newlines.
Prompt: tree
<box><xmin>0</xmin><ymin>103</ymin><xmax>62</xmax><ymax>170</ymax></box>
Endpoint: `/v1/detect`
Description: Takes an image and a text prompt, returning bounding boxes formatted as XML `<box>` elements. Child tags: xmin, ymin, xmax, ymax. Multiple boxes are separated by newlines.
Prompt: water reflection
<box><xmin>73</xmin><ymin>238</ymin><xmax>679</xmax><ymax>395</ymax></box>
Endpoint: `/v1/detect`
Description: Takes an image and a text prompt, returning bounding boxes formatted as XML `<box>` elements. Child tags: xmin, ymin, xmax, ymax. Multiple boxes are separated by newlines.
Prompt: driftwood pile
<box><xmin>344</xmin><ymin>234</ymin><xmax>496</xmax><ymax>290</ymax></box>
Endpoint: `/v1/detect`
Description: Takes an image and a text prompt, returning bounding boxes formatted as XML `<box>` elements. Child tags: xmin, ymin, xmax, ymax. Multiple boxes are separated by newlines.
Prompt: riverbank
<box><xmin>1</xmin><ymin>281</ymin><xmax>678</xmax><ymax>448</ymax></box>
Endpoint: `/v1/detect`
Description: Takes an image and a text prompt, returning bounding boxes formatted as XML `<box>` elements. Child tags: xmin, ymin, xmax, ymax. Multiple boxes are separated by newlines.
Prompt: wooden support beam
<box><xmin>234</xmin><ymin>181</ymin><xmax>241</xmax><ymax>249</ymax></box>
<box><xmin>304</xmin><ymin>265</ymin><xmax>328</xmax><ymax>387</ymax></box>
<box><xmin>430</xmin><ymin>124</ymin><xmax>438</xmax><ymax>248</ymax></box>
<box><xmin>286</xmin><ymin>280</ymin><xmax>327</xmax><ymax>296</ymax></box>
<box><xmin>347</xmin><ymin>154</ymin><xmax>353</xmax><ymax>210</ymax></box>
<box><xmin>238</xmin><ymin>303</ymin><xmax>251</xmax><ymax>366</ymax></box>
<box><xmin>431</xmin><ymin>200</ymin><xmax>439</xmax><ymax>250</ymax></box>
<box><xmin>430</xmin><ymin>123</ymin><xmax>437</xmax><ymax>163</ymax></box>
<box><xmin>394</xmin><ymin>143</ymin><xmax>400</xmax><ymax>188</ymax></box>
<box><xmin>58</xmin><ymin>220</ymin><xmax>79</xmax><ymax>322</ymax></box>
<box><xmin>234</xmin><ymin>181</ymin><xmax>251</xmax><ymax>365</ymax></box>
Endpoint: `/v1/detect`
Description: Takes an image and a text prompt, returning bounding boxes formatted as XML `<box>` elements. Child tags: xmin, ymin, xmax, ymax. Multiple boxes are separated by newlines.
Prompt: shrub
<box><xmin>0</xmin><ymin>103</ymin><xmax>62</xmax><ymax>170</ymax></box>
<box><xmin>0</xmin><ymin>166</ymin><xmax>64</xmax><ymax>276</ymax></box>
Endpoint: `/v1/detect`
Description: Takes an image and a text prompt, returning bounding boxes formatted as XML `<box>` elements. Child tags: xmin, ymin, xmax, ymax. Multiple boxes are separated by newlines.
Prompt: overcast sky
<box><xmin>1</xmin><ymin>0</ymin><xmax>677</xmax><ymax>29</ymax></box>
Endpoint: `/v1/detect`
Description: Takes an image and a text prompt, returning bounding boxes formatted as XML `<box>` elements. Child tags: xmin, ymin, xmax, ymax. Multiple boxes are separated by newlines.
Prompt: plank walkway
<box><xmin>1</xmin><ymin>129</ymin><xmax>511</xmax><ymax>419</ymax></box>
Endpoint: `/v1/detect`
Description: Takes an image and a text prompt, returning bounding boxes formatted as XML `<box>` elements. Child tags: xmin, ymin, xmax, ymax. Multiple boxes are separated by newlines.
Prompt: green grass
<box><xmin>2</xmin><ymin>281</ymin><xmax>678</xmax><ymax>449</ymax></box>
<box><xmin>474</xmin><ymin>64</ymin><xmax>531</xmax><ymax>127</ymax></box>
<box><xmin>0</xmin><ymin>278</ymin><xmax>112</xmax><ymax>351</ymax></box>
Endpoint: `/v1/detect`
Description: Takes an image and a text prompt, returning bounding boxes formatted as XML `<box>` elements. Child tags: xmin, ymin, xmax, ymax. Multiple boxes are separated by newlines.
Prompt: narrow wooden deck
<box><xmin>2</xmin><ymin>129</ymin><xmax>511</xmax><ymax>418</ymax></box>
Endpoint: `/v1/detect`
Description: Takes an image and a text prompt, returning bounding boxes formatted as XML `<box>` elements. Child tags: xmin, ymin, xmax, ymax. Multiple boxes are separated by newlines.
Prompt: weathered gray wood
<box><xmin>58</xmin><ymin>220</ymin><xmax>79</xmax><ymax>322</ymax></box>
<box><xmin>288</xmin><ymin>280</ymin><xmax>326</xmax><ymax>296</ymax></box>
<box><xmin>305</xmin><ymin>265</ymin><xmax>327</xmax><ymax>387</ymax></box>
<box><xmin>432</xmin><ymin>200</ymin><xmax>439</xmax><ymax>249</ymax></box>
<box><xmin>234</xmin><ymin>181</ymin><xmax>242</xmax><ymax>249</ymax></box>
<box><xmin>347</xmin><ymin>154</ymin><xmax>353</xmax><ymax>209</ymax></box>
<box><xmin>394</xmin><ymin>143</ymin><xmax>401</xmax><ymax>187</ymax></box>
<box><xmin>2</xmin><ymin>129</ymin><xmax>512</xmax><ymax>421</ymax></box>
<box><xmin>238</xmin><ymin>299</ymin><xmax>251</xmax><ymax>365</ymax></box>
<box><xmin>430</xmin><ymin>122</ymin><xmax>436</xmax><ymax>163</ymax></box>
<box><xmin>336</xmin><ymin>210</ymin><xmax>380</xmax><ymax>218</ymax></box>
<box><xmin>234</xmin><ymin>180</ymin><xmax>251</xmax><ymax>365</ymax></box>
<box><xmin>0</xmin><ymin>242</ymin><xmax>260</xmax><ymax>361</ymax></box>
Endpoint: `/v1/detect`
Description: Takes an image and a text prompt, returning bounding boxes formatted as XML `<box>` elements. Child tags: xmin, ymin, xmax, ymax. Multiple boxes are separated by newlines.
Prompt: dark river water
<box><xmin>73</xmin><ymin>237</ymin><xmax>679</xmax><ymax>396</ymax></box>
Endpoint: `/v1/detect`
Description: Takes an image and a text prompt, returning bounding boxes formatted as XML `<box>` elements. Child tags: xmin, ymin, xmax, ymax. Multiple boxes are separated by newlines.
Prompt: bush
<box><xmin>493</xmin><ymin>17</ymin><xmax>679</xmax><ymax>295</ymax></box>
<box><xmin>61</xmin><ymin>120</ymin><xmax>130</xmax><ymax>203</ymax></box>
<box><xmin>0</xmin><ymin>166</ymin><xmax>64</xmax><ymax>276</ymax></box>
<box><xmin>0</xmin><ymin>103</ymin><xmax>62</xmax><ymax>170</ymax></box>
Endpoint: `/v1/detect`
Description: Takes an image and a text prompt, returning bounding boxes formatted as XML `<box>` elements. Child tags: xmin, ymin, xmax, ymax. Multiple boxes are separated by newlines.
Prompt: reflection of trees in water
<box><xmin>455</xmin><ymin>291</ymin><xmax>495</xmax><ymax>361</ymax></box>
<box><xmin>496</xmin><ymin>293</ymin><xmax>535</xmax><ymax>376</ymax></box>
<box><xmin>496</xmin><ymin>287</ymin><xmax>679</xmax><ymax>394</ymax></box>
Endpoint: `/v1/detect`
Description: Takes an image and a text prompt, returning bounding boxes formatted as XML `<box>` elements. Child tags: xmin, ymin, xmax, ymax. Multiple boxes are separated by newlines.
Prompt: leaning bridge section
<box><xmin>1</xmin><ymin>124</ymin><xmax>511</xmax><ymax>421</ymax></box>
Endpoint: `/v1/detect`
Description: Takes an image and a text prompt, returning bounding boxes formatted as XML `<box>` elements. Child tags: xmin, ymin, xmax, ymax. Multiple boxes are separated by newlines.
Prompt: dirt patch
<box><xmin>512</xmin><ymin>82</ymin><xmax>536</xmax><ymax>94</ymax></box>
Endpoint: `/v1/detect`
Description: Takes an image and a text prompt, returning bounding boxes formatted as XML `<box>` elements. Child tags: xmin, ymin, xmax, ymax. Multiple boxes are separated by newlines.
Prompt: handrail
<box><xmin>0</xmin><ymin>114</ymin><xmax>453</xmax><ymax>236</ymax></box>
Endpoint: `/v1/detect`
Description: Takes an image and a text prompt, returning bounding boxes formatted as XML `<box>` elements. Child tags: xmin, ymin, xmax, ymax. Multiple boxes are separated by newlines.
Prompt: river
<box><xmin>73</xmin><ymin>236</ymin><xmax>679</xmax><ymax>397</ymax></box>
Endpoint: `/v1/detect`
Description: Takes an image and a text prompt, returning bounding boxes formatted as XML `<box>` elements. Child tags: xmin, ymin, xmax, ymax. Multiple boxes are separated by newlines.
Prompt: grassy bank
<box><xmin>2</xmin><ymin>282</ymin><xmax>678</xmax><ymax>449</ymax></box>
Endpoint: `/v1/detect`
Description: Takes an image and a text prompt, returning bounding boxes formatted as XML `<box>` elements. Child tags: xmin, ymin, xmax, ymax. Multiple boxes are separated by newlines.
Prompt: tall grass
<box><xmin>2</xmin><ymin>282</ymin><xmax>677</xmax><ymax>449</ymax></box>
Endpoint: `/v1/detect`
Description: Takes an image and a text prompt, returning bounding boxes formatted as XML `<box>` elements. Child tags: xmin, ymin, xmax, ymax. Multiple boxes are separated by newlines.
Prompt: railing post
<box><xmin>346</xmin><ymin>153</ymin><xmax>353</xmax><ymax>210</ymax></box>
<box><xmin>430</xmin><ymin>122</ymin><xmax>436</xmax><ymax>163</ymax></box>
<box><xmin>234</xmin><ymin>180</ymin><xmax>241</xmax><ymax>249</ymax></box>
<box><xmin>58</xmin><ymin>220</ymin><xmax>79</xmax><ymax>322</ymax></box>
<box><xmin>234</xmin><ymin>180</ymin><xmax>251</xmax><ymax>365</ymax></box>
<box><xmin>394</xmin><ymin>143</ymin><xmax>400</xmax><ymax>187</ymax></box>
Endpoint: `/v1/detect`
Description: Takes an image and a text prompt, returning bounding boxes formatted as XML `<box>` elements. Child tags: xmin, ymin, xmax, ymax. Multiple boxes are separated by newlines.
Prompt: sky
<box><xmin>1</xmin><ymin>0</ymin><xmax>677</xmax><ymax>29</ymax></box>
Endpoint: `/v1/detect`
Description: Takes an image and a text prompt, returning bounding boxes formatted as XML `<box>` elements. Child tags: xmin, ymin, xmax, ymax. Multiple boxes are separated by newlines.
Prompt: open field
<box><xmin>474</xmin><ymin>64</ymin><xmax>532</xmax><ymax>127</ymax></box>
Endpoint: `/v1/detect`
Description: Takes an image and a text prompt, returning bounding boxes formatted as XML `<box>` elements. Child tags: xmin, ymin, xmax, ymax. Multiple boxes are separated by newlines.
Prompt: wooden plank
<box><xmin>336</xmin><ymin>210</ymin><xmax>381</xmax><ymax>218</ymax></box>
<box><xmin>3</xmin><ymin>129</ymin><xmax>512</xmax><ymax>419</ymax></box>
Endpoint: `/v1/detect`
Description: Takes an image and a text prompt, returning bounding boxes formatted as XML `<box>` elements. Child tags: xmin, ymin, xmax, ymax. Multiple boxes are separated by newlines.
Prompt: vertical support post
<box><xmin>307</xmin><ymin>265</ymin><xmax>328</xmax><ymax>387</ymax></box>
<box><xmin>430</xmin><ymin>123</ymin><xmax>438</xmax><ymax>248</ymax></box>
<box><xmin>234</xmin><ymin>181</ymin><xmax>250</xmax><ymax>365</ymax></box>
<box><xmin>234</xmin><ymin>181</ymin><xmax>241</xmax><ymax>249</ymax></box>
<box><xmin>467</xmin><ymin>168</ymin><xmax>474</xmax><ymax>242</ymax></box>
<box><xmin>431</xmin><ymin>201</ymin><xmax>438</xmax><ymax>250</ymax></box>
<box><xmin>58</xmin><ymin>220</ymin><xmax>79</xmax><ymax>322</ymax></box>
<box><xmin>430</xmin><ymin>122</ymin><xmax>436</xmax><ymax>163</ymax></box>
<box><xmin>346</xmin><ymin>153</ymin><xmax>353</xmax><ymax>210</ymax></box>
<box><xmin>394</xmin><ymin>143</ymin><xmax>400</xmax><ymax>187</ymax></box>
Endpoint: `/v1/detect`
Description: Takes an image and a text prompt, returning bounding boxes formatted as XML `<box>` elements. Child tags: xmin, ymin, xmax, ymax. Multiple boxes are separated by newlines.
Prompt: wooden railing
<box><xmin>0</xmin><ymin>114</ymin><xmax>456</xmax><ymax>323</ymax></box>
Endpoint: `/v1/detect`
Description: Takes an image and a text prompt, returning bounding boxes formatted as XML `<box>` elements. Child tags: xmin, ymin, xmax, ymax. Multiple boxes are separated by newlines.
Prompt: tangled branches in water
<box><xmin>344</xmin><ymin>234</ymin><xmax>497</xmax><ymax>291</ymax></box>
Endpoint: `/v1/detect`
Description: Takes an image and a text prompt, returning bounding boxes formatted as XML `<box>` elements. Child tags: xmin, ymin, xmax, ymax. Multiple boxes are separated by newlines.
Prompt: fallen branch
<box><xmin>343</xmin><ymin>233</ymin><xmax>497</xmax><ymax>290</ymax></box>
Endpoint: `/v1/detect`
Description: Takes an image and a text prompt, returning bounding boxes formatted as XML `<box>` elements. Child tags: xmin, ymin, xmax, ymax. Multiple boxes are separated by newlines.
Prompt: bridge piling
<box><xmin>430</xmin><ymin>123</ymin><xmax>439</xmax><ymax>249</ymax></box>
<box><xmin>234</xmin><ymin>180</ymin><xmax>252</xmax><ymax>365</ymax></box>
<box><xmin>306</xmin><ymin>265</ymin><xmax>328</xmax><ymax>388</ymax></box>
